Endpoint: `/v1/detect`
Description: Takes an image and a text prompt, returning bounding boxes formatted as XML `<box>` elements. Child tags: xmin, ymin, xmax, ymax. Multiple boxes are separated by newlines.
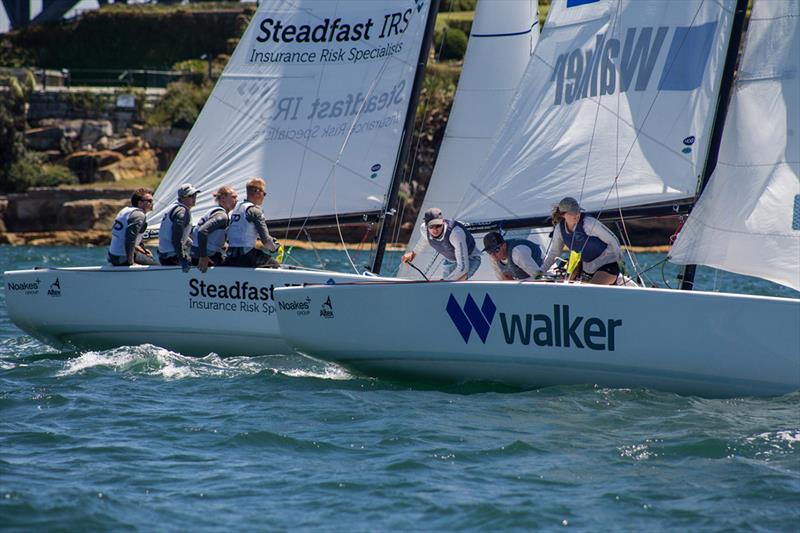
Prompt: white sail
<box><xmin>457</xmin><ymin>0</ymin><xmax>737</xmax><ymax>223</ymax></box>
<box><xmin>149</xmin><ymin>0</ymin><xmax>432</xmax><ymax>227</ymax></box>
<box><xmin>670</xmin><ymin>0</ymin><xmax>800</xmax><ymax>292</ymax></box>
<box><xmin>399</xmin><ymin>0</ymin><xmax>539</xmax><ymax>278</ymax></box>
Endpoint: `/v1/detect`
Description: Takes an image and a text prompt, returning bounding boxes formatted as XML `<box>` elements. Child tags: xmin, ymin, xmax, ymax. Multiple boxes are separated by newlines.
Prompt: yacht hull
<box><xmin>4</xmin><ymin>266</ymin><xmax>393</xmax><ymax>356</ymax></box>
<box><xmin>274</xmin><ymin>281</ymin><xmax>800</xmax><ymax>397</ymax></box>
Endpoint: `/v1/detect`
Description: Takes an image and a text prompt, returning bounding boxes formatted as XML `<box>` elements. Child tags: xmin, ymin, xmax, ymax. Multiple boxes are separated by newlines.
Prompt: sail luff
<box><xmin>670</xmin><ymin>0</ymin><xmax>800</xmax><ymax>292</ymax></box>
<box><xmin>678</xmin><ymin>0</ymin><xmax>749</xmax><ymax>290</ymax></box>
<box><xmin>370</xmin><ymin>0</ymin><xmax>442</xmax><ymax>275</ymax></box>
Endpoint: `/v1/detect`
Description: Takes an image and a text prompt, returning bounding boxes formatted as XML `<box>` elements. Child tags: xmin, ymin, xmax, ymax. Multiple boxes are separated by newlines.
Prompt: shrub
<box><xmin>440</xmin><ymin>0</ymin><xmax>477</xmax><ymax>12</ymax></box>
<box><xmin>3</xmin><ymin>153</ymin><xmax>75</xmax><ymax>192</ymax></box>
<box><xmin>435</xmin><ymin>27</ymin><xmax>469</xmax><ymax>61</ymax></box>
<box><xmin>144</xmin><ymin>81</ymin><xmax>212</xmax><ymax>128</ymax></box>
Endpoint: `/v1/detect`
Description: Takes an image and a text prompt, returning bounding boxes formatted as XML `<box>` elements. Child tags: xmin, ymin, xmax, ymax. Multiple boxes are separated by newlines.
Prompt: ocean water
<box><xmin>1</xmin><ymin>246</ymin><xmax>798</xmax><ymax>531</ymax></box>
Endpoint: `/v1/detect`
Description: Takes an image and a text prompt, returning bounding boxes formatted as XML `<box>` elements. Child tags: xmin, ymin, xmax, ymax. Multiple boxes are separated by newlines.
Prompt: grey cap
<box><xmin>178</xmin><ymin>183</ymin><xmax>200</xmax><ymax>198</ymax></box>
<box><xmin>557</xmin><ymin>196</ymin><xmax>582</xmax><ymax>214</ymax></box>
<box><xmin>423</xmin><ymin>207</ymin><xmax>445</xmax><ymax>226</ymax></box>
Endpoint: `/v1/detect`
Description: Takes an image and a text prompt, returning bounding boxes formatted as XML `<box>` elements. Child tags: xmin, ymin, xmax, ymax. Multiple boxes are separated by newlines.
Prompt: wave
<box><xmin>51</xmin><ymin>344</ymin><xmax>356</xmax><ymax>383</ymax></box>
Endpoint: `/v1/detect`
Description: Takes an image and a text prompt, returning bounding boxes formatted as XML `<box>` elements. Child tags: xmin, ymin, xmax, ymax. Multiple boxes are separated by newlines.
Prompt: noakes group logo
<box><xmin>446</xmin><ymin>293</ymin><xmax>496</xmax><ymax>344</ymax></box>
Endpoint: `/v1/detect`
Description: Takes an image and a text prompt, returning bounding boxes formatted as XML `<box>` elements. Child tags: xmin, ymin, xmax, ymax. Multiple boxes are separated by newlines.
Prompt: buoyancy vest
<box><xmin>109</xmin><ymin>206</ymin><xmax>144</xmax><ymax>257</ymax></box>
<box><xmin>227</xmin><ymin>201</ymin><xmax>259</xmax><ymax>251</ymax></box>
<box><xmin>158</xmin><ymin>202</ymin><xmax>192</xmax><ymax>255</ymax></box>
<box><xmin>427</xmin><ymin>219</ymin><xmax>475</xmax><ymax>261</ymax></box>
<box><xmin>559</xmin><ymin>215</ymin><xmax>607</xmax><ymax>264</ymax></box>
<box><xmin>498</xmin><ymin>239</ymin><xmax>543</xmax><ymax>279</ymax></box>
<box><xmin>190</xmin><ymin>206</ymin><xmax>228</xmax><ymax>255</ymax></box>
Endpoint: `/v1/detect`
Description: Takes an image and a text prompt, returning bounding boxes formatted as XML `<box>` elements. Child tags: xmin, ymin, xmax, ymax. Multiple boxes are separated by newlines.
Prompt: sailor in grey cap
<box><xmin>483</xmin><ymin>231</ymin><xmax>544</xmax><ymax>281</ymax></box>
<box><xmin>540</xmin><ymin>196</ymin><xmax>623</xmax><ymax>285</ymax></box>
<box><xmin>158</xmin><ymin>183</ymin><xmax>199</xmax><ymax>271</ymax></box>
<box><xmin>401</xmin><ymin>207</ymin><xmax>481</xmax><ymax>281</ymax></box>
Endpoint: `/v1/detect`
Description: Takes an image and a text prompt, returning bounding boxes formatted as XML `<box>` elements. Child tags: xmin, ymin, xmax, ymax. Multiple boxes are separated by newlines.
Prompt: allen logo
<box><xmin>320</xmin><ymin>296</ymin><xmax>334</xmax><ymax>319</ymax></box>
<box><xmin>48</xmin><ymin>278</ymin><xmax>62</xmax><ymax>297</ymax></box>
<box><xmin>446</xmin><ymin>293</ymin><xmax>496</xmax><ymax>344</ymax></box>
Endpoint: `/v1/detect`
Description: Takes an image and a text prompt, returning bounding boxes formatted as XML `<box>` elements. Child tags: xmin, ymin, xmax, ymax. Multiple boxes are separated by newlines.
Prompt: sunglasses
<box><xmin>487</xmin><ymin>246</ymin><xmax>502</xmax><ymax>255</ymax></box>
<box><xmin>140</xmin><ymin>199</ymin><xmax>154</xmax><ymax>204</ymax></box>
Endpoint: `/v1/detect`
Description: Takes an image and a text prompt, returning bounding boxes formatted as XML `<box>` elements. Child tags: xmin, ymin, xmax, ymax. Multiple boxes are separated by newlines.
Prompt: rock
<box><xmin>3</xmin><ymin>188</ymin><xmax>131</xmax><ymax>232</ymax></box>
<box><xmin>25</xmin><ymin>126</ymin><xmax>64</xmax><ymax>151</ymax></box>
<box><xmin>80</xmin><ymin>120</ymin><xmax>114</xmax><ymax>149</ymax></box>
<box><xmin>0</xmin><ymin>230</ymin><xmax>110</xmax><ymax>246</ymax></box>
<box><xmin>0</xmin><ymin>197</ymin><xmax>7</xmax><ymax>234</ymax></box>
<box><xmin>56</xmin><ymin>199</ymin><xmax>127</xmax><ymax>231</ymax></box>
<box><xmin>141</xmin><ymin>127</ymin><xmax>189</xmax><ymax>150</ymax></box>
<box><xmin>109</xmin><ymin>135</ymin><xmax>146</xmax><ymax>156</ymax></box>
<box><xmin>97</xmin><ymin>149</ymin><xmax>158</xmax><ymax>182</ymax></box>
<box><xmin>65</xmin><ymin>150</ymin><xmax>124</xmax><ymax>183</ymax></box>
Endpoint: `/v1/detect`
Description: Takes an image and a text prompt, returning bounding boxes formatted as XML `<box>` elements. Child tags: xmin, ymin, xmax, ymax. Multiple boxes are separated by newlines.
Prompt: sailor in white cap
<box><xmin>158</xmin><ymin>183</ymin><xmax>199</xmax><ymax>271</ymax></box>
<box><xmin>401</xmin><ymin>207</ymin><xmax>481</xmax><ymax>281</ymax></box>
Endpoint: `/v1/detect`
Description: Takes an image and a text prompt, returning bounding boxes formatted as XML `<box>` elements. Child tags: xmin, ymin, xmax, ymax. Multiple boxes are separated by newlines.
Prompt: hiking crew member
<box><xmin>158</xmin><ymin>183</ymin><xmax>199</xmax><ymax>270</ymax></box>
<box><xmin>108</xmin><ymin>188</ymin><xmax>157</xmax><ymax>266</ymax></box>
<box><xmin>401</xmin><ymin>207</ymin><xmax>481</xmax><ymax>281</ymax></box>
<box><xmin>190</xmin><ymin>186</ymin><xmax>238</xmax><ymax>273</ymax></box>
<box><xmin>483</xmin><ymin>231</ymin><xmax>543</xmax><ymax>281</ymax></box>
<box><xmin>541</xmin><ymin>196</ymin><xmax>622</xmax><ymax>285</ymax></box>
<box><xmin>224</xmin><ymin>178</ymin><xmax>280</xmax><ymax>268</ymax></box>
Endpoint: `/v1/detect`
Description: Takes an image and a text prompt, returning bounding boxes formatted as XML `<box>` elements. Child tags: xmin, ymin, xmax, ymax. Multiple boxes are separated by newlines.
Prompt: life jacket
<box><xmin>227</xmin><ymin>201</ymin><xmax>259</xmax><ymax>251</ymax></box>
<box><xmin>158</xmin><ymin>202</ymin><xmax>192</xmax><ymax>255</ymax></box>
<box><xmin>497</xmin><ymin>239</ymin><xmax>543</xmax><ymax>279</ymax></box>
<box><xmin>109</xmin><ymin>206</ymin><xmax>144</xmax><ymax>257</ymax></box>
<box><xmin>427</xmin><ymin>219</ymin><xmax>475</xmax><ymax>261</ymax></box>
<box><xmin>559</xmin><ymin>215</ymin><xmax>607</xmax><ymax>264</ymax></box>
<box><xmin>190</xmin><ymin>206</ymin><xmax>228</xmax><ymax>255</ymax></box>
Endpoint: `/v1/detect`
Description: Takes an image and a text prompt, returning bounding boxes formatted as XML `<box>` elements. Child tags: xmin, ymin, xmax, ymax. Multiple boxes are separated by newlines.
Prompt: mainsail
<box><xmin>399</xmin><ymin>0</ymin><xmax>539</xmax><ymax>278</ymax></box>
<box><xmin>149</xmin><ymin>0</ymin><xmax>432</xmax><ymax>229</ymax></box>
<box><xmin>456</xmin><ymin>0</ymin><xmax>737</xmax><ymax>226</ymax></box>
<box><xmin>670</xmin><ymin>0</ymin><xmax>800</xmax><ymax>292</ymax></box>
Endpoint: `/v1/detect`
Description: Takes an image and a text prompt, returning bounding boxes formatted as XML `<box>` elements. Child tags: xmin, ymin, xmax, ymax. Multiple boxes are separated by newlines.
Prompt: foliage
<box><xmin>1</xmin><ymin>5</ymin><xmax>246</xmax><ymax>69</ymax></box>
<box><xmin>439</xmin><ymin>0</ymin><xmax>477</xmax><ymax>12</ymax></box>
<box><xmin>144</xmin><ymin>81</ymin><xmax>212</xmax><ymax>129</ymax></box>
<box><xmin>4</xmin><ymin>153</ymin><xmax>78</xmax><ymax>192</ymax></box>
<box><xmin>0</xmin><ymin>74</ymin><xmax>33</xmax><ymax>191</ymax></box>
<box><xmin>435</xmin><ymin>27</ymin><xmax>469</xmax><ymax>61</ymax></box>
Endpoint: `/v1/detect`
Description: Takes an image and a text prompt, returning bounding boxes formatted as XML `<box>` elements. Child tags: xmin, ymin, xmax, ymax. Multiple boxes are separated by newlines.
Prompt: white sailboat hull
<box><xmin>4</xmin><ymin>266</ymin><xmax>395</xmax><ymax>356</ymax></box>
<box><xmin>274</xmin><ymin>281</ymin><xmax>800</xmax><ymax>397</ymax></box>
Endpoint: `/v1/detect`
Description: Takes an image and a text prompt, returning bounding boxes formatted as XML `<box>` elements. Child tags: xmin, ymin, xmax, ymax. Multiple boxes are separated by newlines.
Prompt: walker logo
<box><xmin>551</xmin><ymin>21</ymin><xmax>718</xmax><ymax>106</ymax></box>
<box><xmin>446</xmin><ymin>293</ymin><xmax>496</xmax><ymax>344</ymax></box>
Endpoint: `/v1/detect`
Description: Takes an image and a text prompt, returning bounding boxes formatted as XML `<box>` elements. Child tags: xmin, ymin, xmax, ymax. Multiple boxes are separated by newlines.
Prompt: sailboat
<box><xmin>273</xmin><ymin>0</ymin><xmax>800</xmax><ymax>397</ymax></box>
<box><xmin>3</xmin><ymin>0</ymin><xmax>442</xmax><ymax>356</ymax></box>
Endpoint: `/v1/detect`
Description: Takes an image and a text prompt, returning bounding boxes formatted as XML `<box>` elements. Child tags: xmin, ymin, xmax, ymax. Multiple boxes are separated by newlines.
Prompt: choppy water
<box><xmin>1</xmin><ymin>246</ymin><xmax>798</xmax><ymax>531</ymax></box>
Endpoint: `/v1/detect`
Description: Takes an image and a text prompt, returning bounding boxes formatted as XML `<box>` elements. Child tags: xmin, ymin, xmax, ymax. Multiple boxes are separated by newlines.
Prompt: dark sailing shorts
<box><xmin>594</xmin><ymin>261</ymin><xmax>620</xmax><ymax>276</ymax></box>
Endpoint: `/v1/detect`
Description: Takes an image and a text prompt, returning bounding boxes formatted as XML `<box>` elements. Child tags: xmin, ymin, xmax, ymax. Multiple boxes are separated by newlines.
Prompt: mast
<box><xmin>369</xmin><ymin>0</ymin><xmax>441</xmax><ymax>274</ymax></box>
<box><xmin>679</xmin><ymin>0</ymin><xmax>748</xmax><ymax>290</ymax></box>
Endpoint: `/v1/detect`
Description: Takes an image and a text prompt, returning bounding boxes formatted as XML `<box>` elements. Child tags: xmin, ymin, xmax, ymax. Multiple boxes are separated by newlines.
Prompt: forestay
<box><xmin>457</xmin><ymin>0</ymin><xmax>737</xmax><ymax>224</ymax></box>
<box><xmin>399</xmin><ymin>0</ymin><xmax>539</xmax><ymax>279</ymax></box>
<box><xmin>669</xmin><ymin>0</ymin><xmax>800</xmax><ymax>292</ymax></box>
<box><xmin>149</xmin><ymin>0</ymin><xmax>431</xmax><ymax>228</ymax></box>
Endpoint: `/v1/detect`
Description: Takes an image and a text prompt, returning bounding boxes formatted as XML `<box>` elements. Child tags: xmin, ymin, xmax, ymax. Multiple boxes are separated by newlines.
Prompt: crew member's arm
<box><xmin>246</xmin><ymin>205</ymin><xmax>279</xmax><ymax>252</ymax></box>
<box><xmin>581</xmin><ymin>217</ymin><xmax>622</xmax><ymax>272</ymax></box>
<box><xmin>444</xmin><ymin>226</ymin><xmax>470</xmax><ymax>281</ymax></box>
<box><xmin>402</xmin><ymin>223</ymin><xmax>430</xmax><ymax>263</ymax></box>
<box><xmin>540</xmin><ymin>229</ymin><xmax>564</xmax><ymax>273</ymax></box>
<box><xmin>125</xmin><ymin>211</ymin><xmax>146</xmax><ymax>265</ymax></box>
<box><xmin>511</xmin><ymin>245</ymin><xmax>543</xmax><ymax>280</ymax></box>
<box><xmin>170</xmin><ymin>205</ymin><xmax>190</xmax><ymax>261</ymax></box>
<box><xmin>197</xmin><ymin>211</ymin><xmax>228</xmax><ymax>258</ymax></box>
